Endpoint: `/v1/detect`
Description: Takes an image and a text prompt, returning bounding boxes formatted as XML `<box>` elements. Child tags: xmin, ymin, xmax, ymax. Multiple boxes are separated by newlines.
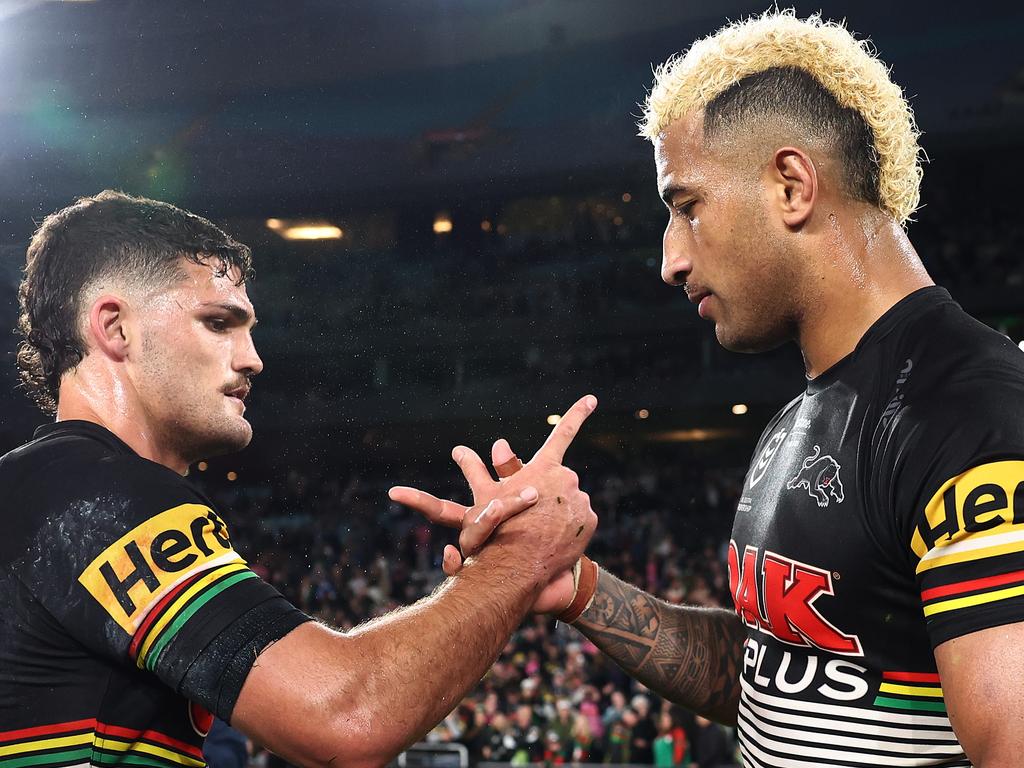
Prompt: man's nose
<box><xmin>236</xmin><ymin>333</ymin><xmax>264</xmax><ymax>377</ymax></box>
<box><xmin>661</xmin><ymin>246</ymin><xmax>691</xmax><ymax>286</ymax></box>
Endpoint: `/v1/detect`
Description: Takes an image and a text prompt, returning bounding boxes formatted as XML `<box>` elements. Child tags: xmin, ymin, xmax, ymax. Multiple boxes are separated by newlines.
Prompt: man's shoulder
<box><xmin>4</xmin><ymin>421</ymin><xmax>189</xmax><ymax>490</ymax></box>
<box><xmin>1</xmin><ymin>421</ymin><xmax>207</xmax><ymax>550</ymax></box>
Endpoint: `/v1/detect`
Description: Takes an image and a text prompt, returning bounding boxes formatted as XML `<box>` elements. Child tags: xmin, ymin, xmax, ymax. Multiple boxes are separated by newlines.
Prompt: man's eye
<box><xmin>206</xmin><ymin>318</ymin><xmax>228</xmax><ymax>332</ymax></box>
<box><xmin>676</xmin><ymin>200</ymin><xmax>697</xmax><ymax>218</ymax></box>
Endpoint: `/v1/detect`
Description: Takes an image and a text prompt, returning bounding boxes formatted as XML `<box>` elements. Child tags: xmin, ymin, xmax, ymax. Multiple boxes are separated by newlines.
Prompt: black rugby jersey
<box><xmin>0</xmin><ymin>421</ymin><xmax>310</xmax><ymax>766</ymax></box>
<box><xmin>729</xmin><ymin>287</ymin><xmax>1024</xmax><ymax>768</ymax></box>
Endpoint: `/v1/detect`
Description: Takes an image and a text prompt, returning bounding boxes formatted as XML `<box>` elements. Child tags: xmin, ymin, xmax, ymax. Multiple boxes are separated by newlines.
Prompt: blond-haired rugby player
<box><xmin>393</xmin><ymin>11</ymin><xmax>1024</xmax><ymax>767</ymax></box>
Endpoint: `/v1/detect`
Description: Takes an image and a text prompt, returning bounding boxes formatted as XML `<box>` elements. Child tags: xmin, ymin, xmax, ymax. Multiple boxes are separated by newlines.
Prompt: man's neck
<box><xmin>56</xmin><ymin>377</ymin><xmax>189</xmax><ymax>475</ymax></box>
<box><xmin>797</xmin><ymin>216</ymin><xmax>933</xmax><ymax>380</ymax></box>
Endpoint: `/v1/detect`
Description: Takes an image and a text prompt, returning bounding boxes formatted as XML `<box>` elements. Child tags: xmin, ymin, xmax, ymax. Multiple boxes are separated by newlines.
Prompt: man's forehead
<box><xmin>654</xmin><ymin>111</ymin><xmax>712</xmax><ymax>191</ymax></box>
<box><xmin>177</xmin><ymin>258</ymin><xmax>254</xmax><ymax>309</ymax></box>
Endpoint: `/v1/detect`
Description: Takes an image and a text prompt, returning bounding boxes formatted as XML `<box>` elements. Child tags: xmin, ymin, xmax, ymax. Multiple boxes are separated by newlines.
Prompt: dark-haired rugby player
<box><xmin>0</xmin><ymin>189</ymin><xmax>598</xmax><ymax>767</ymax></box>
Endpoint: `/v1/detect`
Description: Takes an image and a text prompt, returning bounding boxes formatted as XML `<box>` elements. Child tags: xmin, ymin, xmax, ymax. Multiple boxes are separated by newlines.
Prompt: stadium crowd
<box><xmin>201</xmin><ymin>452</ymin><xmax>744</xmax><ymax>767</ymax></box>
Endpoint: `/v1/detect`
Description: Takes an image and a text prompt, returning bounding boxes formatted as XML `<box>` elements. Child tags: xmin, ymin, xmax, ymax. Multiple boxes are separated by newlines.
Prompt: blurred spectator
<box><xmin>690</xmin><ymin>715</ymin><xmax>735</xmax><ymax>768</ymax></box>
<box><xmin>653</xmin><ymin>711</ymin><xmax>688</xmax><ymax>768</ymax></box>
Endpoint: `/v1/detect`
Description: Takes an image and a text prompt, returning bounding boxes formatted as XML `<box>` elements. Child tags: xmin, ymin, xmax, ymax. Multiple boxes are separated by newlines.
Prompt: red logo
<box><xmin>728</xmin><ymin>542</ymin><xmax>862</xmax><ymax>656</ymax></box>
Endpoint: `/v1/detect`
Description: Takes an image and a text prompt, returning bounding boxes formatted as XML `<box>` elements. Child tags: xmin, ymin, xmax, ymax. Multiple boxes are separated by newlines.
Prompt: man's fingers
<box><xmin>459</xmin><ymin>486</ymin><xmax>538</xmax><ymax>556</ymax></box>
<box><xmin>442</xmin><ymin>544</ymin><xmax>463</xmax><ymax>577</ymax></box>
<box><xmin>532</xmin><ymin>394</ymin><xmax>598</xmax><ymax>465</ymax></box>
<box><xmin>492</xmin><ymin>438</ymin><xmax>524</xmax><ymax>479</ymax></box>
<box><xmin>387</xmin><ymin>486</ymin><xmax>469</xmax><ymax>528</ymax></box>
<box><xmin>452</xmin><ymin>445</ymin><xmax>496</xmax><ymax>496</ymax></box>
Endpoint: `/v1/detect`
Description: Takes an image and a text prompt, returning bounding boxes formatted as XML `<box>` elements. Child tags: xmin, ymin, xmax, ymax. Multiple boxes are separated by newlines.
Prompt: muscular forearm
<box><xmin>572</xmin><ymin>567</ymin><xmax>745</xmax><ymax>724</ymax></box>
<box><xmin>340</xmin><ymin>546</ymin><xmax>539</xmax><ymax>758</ymax></box>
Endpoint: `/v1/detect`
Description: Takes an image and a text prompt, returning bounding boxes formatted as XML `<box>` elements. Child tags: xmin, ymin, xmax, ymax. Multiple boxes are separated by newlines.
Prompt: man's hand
<box><xmin>443</xmin><ymin>438</ymin><xmax>576</xmax><ymax>614</ymax></box>
<box><xmin>389</xmin><ymin>395</ymin><xmax>595</xmax><ymax>610</ymax></box>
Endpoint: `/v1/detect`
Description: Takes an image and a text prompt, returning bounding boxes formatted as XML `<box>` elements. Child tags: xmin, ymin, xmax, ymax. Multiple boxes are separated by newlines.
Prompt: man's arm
<box><xmin>934</xmin><ymin>623</ymin><xmax>1024</xmax><ymax>766</ymax></box>
<box><xmin>394</xmin><ymin>436</ymin><xmax>746</xmax><ymax>725</ymax></box>
<box><xmin>231</xmin><ymin>535</ymin><xmax>556</xmax><ymax>768</ymax></box>
<box><xmin>230</xmin><ymin>395</ymin><xmax>599</xmax><ymax>768</ymax></box>
<box><xmin>571</xmin><ymin>567</ymin><xmax>745</xmax><ymax>725</ymax></box>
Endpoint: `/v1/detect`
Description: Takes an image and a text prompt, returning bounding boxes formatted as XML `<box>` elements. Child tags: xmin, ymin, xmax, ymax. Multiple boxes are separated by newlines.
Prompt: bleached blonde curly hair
<box><xmin>639</xmin><ymin>9</ymin><xmax>923</xmax><ymax>224</ymax></box>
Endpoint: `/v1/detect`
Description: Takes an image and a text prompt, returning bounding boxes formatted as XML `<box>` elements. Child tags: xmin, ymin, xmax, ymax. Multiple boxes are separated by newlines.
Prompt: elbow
<box><xmin>303</xmin><ymin>704</ymin><xmax>413</xmax><ymax>768</ymax></box>
<box><xmin>257</xmin><ymin>701</ymin><xmax>406</xmax><ymax>768</ymax></box>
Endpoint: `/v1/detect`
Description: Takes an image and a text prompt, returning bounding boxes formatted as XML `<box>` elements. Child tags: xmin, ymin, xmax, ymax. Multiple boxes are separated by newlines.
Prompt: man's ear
<box><xmin>87</xmin><ymin>294</ymin><xmax>133</xmax><ymax>361</ymax></box>
<box><xmin>769</xmin><ymin>147</ymin><xmax>817</xmax><ymax>228</ymax></box>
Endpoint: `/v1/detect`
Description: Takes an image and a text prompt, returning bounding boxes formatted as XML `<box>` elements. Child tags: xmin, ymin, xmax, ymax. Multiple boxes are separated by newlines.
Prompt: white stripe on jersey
<box><xmin>739</xmin><ymin>711</ymin><xmax>968</xmax><ymax>767</ymax></box>
<box><xmin>741</xmin><ymin>678</ymin><xmax>953</xmax><ymax>728</ymax></box>
<box><xmin>739</xmin><ymin>733</ymin><xmax>972</xmax><ymax>768</ymax></box>
<box><xmin>740</xmin><ymin>703</ymin><xmax>964</xmax><ymax>757</ymax></box>
<box><xmin>741</xmin><ymin>692</ymin><xmax>960</xmax><ymax>743</ymax></box>
<box><xmin>739</xmin><ymin>679</ymin><xmax>969</xmax><ymax>767</ymax></box>
<box><xmin>918</xmin><ymin>526</ymin><xmax>1024</xmax><ymax>567</ymax></box>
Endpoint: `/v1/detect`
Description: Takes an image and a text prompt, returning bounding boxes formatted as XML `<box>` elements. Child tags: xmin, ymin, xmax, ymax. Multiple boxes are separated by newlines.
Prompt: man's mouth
<box><xmin>225</xmin><ymin>385</ymin><xmax>250</xmax><ymax>403</ymax></box>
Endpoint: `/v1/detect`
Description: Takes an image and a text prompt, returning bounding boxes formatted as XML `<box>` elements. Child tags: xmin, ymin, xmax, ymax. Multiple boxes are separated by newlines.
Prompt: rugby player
<box><xmin>393</xmin><ymin>11</ymin><xmax>1024</xmax><ymax>766</ymax></box>
<box><xmin>0</xmin><ymin>189</ymin><xmax>599</xmax><ymax>767</ymax></box>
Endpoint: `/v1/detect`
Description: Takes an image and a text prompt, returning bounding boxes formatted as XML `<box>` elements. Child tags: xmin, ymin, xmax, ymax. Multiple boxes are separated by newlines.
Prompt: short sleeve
<box><xmin>12</xmin><ymin>454</ymin><xmax>310</xmax><ymax>720</ymax></box>
<box><xmin>880</xmin><ymin>363</ymin><xmax>1024</xmax><ymax>648</ymax></box>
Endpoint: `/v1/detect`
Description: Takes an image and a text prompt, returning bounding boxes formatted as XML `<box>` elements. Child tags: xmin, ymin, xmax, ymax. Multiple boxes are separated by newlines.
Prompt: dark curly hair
<box><xmin>17</xmin><ymin>190</ymin><xmax>254</xmax><ymax>415</ymax></box>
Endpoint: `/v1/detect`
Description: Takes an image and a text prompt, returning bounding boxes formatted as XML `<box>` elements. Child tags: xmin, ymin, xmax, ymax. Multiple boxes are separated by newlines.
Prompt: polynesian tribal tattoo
<box><xmin>575</xmin><ymin>568</ymin><xmax>745</xmax><ymax>724</ymax></box>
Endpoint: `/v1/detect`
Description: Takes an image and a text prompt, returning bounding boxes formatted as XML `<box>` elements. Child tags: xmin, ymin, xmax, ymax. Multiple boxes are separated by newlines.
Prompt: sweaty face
<box><xmin>130</xmin><ymin>259</ymin><xmax>262</xmax><ymax>465</ymax></box>
<box><xmin>655</xmin><ymin>111</ymin><xmax>801</xmax><ymax>353</ymax></box>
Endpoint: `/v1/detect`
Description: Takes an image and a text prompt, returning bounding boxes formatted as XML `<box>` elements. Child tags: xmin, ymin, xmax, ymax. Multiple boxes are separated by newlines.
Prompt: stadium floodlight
<box><xmin>433</xmin><ymin>214</ymin><xmax>453</xmax><ymax>234</ymax></box>
<box><xmin>282</xmin><ymin>225</ymin><xmax>343</xmax><ymax>240</ymax></box>
<box><xmin>732</xmin><ymin>403</ymin><xmax>749</xmax><ymax>415</ymax></box>
<box><xmin>265</xmin><ymin>218</ymin><xmax>343</xmax><ymax>240</ymax></box>
<box><xmin>546</xmin><ymin>414</ymin><xmax>561</xmax><ymax>425</ymax></box>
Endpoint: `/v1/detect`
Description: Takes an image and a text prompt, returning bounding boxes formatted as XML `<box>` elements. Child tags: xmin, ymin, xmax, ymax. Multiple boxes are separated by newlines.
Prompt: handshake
<box><xmin>389</xmin><ymin>394</ymin><xmax>600</xmax><ymax>619</ymax></box>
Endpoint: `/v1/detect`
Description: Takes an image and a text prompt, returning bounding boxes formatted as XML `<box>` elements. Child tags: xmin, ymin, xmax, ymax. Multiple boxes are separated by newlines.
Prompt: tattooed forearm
<box><xmin>574</xmin><ymin>567</ymin><xmax>745</xmax><ymax>725</ymax></box>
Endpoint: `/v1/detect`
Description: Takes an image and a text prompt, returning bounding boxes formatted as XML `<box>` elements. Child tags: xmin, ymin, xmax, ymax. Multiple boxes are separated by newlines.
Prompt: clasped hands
<box><xmin>389</xmin><ymin>395</ymin><xmax>598</xmax><ymax>614</ymax></box>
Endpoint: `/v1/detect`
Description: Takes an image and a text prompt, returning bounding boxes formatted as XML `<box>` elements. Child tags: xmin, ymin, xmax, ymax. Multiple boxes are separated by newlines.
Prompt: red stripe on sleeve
<box><xmin>921</xmin><ymin>568</ymin><xmax>1024</xmax><ymax>603</ymax></box>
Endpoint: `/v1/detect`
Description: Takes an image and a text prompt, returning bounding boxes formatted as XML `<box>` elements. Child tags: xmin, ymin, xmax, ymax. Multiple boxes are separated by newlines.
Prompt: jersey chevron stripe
<box><xmin>882</xmin><ymin>671</ymin><xmax>941</xmax><ymax>684</ymax></box>
<box><xmin>93</xmin><ymin>736</ymin><xmax>204</xmax><ymax>765</ymax></box>
<box><xmin>738</xmin><ymin>704</ymin><xmax>963</xmax><ymax>759</ymax></box>
<box><xmin>0</xmin><ymin>733</ymin><xmax>93</xmax><ymax>757</ymax></box>
<box><xmin>878</xmin><ymin>683</ymin><xmax>944</xmax><ymax>698</ymax></box>
<box><xmin>917</xmin><ymin>528</ymin><xmax>1024</xmax><ymax>573</ymax></box>
<box><xmin>0</xmin><ymin>720</ymin><xmax>205</xmax><ymax>768</ymax></box>
<box><xmin>740</xmin><ymin>695</ymin><xmax>958</xmax><ymax>742</ymax></box>
<box><xmin>740</xmin><ymin>679</ymin><xmax>953</xmax><ymax>728</ymax></box>
<box><xmin>923</xmin><ymin>582</ymin><xmax>1024</xmax><ymax>616</ymax></box>
<box><xmin>738</xmin><ymin>710</ymin><xmax>964</xmax><ymax>766</ymax></box>
<box><xmin>93</xmin><ymin>724</ymin><xmax>202</xmax><ymax>759</ymax></box>
<box><xmin>128</xmin><ymin>571</ymin><xmax>206</xmax><ymax>658</ymax></box>
<box><xmin>921</xmin><ymin>568</ymin><xmax>1024</xmax><ymax>602</ymax></box>
<box><xmin>142</xmin><ymin>570</ymin><xmax>257</xmax><ymax>671</ymax></box>
<box><xmin>874</xmin><ymin>696</ymin><xmax>947</xmax><ymax>712</ymax></box>
<box><xmin>0</xmin><ymin>722</ymin><xmax>96</xmax><ymax>744</ymax></box>
<box><xmin>125</xmin><ymin>549</ymin><xmax>244</xmax><ymax>635</ymax></box>
<box><xmin>0</xmin><ymin>747</ymin><xmax>93</xmax><ymax>768</ymax></box>
<box><xmin>134</xmin><ymin>562</ymin><xmax>250</xmax><ymax>666</ymax></box>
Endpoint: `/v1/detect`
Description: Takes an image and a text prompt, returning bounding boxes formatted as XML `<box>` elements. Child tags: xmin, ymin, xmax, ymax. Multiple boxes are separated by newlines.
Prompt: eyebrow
<box><xmin>660</xmin><ymin>184</ymin><xmax>695</xmax><ymax>206</ymax></box>
<box><xmin>200</xmin><ymin>302</ymin><xmax>258</xmax><ymax>327</ymax></box>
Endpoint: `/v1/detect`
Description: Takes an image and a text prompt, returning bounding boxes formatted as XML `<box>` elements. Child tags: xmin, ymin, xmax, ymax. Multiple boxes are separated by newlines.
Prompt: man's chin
<box><xmin>716</xmin><ymin>324</ymin><xmax>788</xmax><ymax>354</ymax></box>
<box><xmin>192</xmin><ymin>421</ymin><xmax>253</xmax><ymax>461</ymax></box>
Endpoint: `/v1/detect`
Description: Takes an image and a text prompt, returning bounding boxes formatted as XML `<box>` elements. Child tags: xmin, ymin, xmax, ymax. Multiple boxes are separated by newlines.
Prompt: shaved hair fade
<box><xmin>640</xmin><ymin>9</ymin><xmax>923</xmax><ymax>224</ymax></box>
<box><xmin>17</xmin><ymin>190</ymin><xmax>254</xmax><ymax>415</ymax></box>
